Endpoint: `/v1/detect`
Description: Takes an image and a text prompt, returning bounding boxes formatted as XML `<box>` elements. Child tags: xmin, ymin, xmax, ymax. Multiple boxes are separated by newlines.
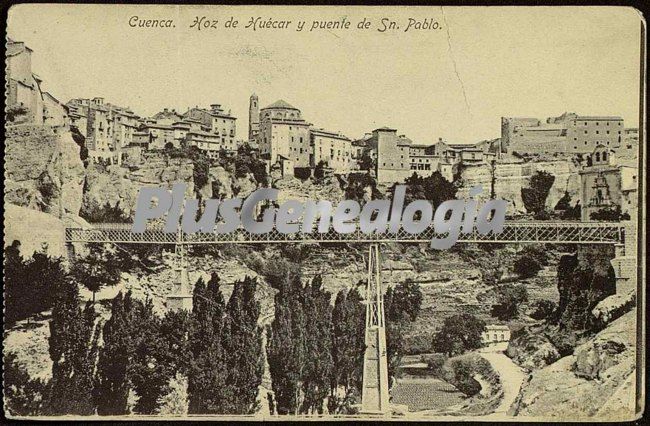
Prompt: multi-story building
<box><xmin>502</xmin><ymin>112</ymin><xmax>624</xmax><ymax>155</ymax></box>
<box><xmin>6</xmin><ymin>38</ymin><xmax>67</xmax><ymax>127</ymax></box>
<box><xmin>67</xmin><ymin>97</ymin><xmax>140</xmax><ymax>163</ymax></box>
<box><xmin>257</xmin><ymin>100</ymin><xmax>312</xmax><ymax>167</ymax></box>
<box><xmin>183</xmin><ymin>104</ymin><xmax>237</xmax><ymax>152</ymax></box>
<box><xmin>368</xmin><ymin>127</ymin><xmax>413</xmax><ymax>183</ymax></box>
<box><xmin>309</xmin><ymin>128</ymin><xmax>353</xmax><ymax>173</ymax></box>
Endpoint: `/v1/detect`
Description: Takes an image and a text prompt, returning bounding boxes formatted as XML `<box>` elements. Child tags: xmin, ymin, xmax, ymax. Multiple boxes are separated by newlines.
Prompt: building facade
<box><xmin>310</xmin><ymin>128</ymin><xmax>353</xmax><ymax>173</ymax></box>
<box><xmin>481</xmin><ymin>325</ymin><xmax>511</xmax><ymax>344</ymax></box>
<box><xmin>502</xmin><ymin>112</ymin><xmax>624</xmax><ymax>155</ymax></box>
<box><xmin>258</xmin><ymin>100</ymin><xmax>312</xmax><ymax>167</ymax></box>
<box><xmin>579</xmin><ymin>144</ymin><xmax>637</xmax><ymax>221</ymax></box>
<box><xmin>248</xmin><ymin>93</ymin><xmax>260</xmax><ymax>142</ymax></box>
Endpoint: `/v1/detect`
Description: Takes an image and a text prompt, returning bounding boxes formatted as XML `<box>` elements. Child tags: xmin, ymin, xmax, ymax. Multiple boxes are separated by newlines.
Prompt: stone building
<box><xmin>6</xmin><ymin>38</ymin><xmax>67</xmax><ymax>127</ymax></box>
<box><xmin>67</xmin><ymin>97</ymin><xmax>139</xmax><ymax>164</ymax></box>
<box><xmin>579</xmin><ymin>144</ymin><xmax>638</xmax><ymax>221</ymax></box>
<box><xmin>481</xmin><ymin>325</ymin><xmax>511</xmax><ymax>344</ymax></box>
<box><xmin>310</xmin><ymin>128</ymin><xmax>353</xmax><ymax>173</ymax></box>
<box><xmin>258</xmin><ymin>99</ymin><xmax>312</xmax><ymax>167</ymax></box>
<box><xmin>502</xmin><ymin>112</ymin><xmax>624</xmax><ymax>155</ymax></box>
<box><xmin>183</xmin><ymin>104</ymin><xmax>237</xmax><ymax>152</ymax></box>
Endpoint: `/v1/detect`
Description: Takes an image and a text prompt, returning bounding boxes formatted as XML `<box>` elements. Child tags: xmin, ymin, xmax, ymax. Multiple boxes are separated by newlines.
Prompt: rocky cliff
<box><xmin>5</xmin><ymin>125</ymin><xmax>85</xmax><ymax>216</ymax></box>
<box><xmin>457</xmin><ymin>159</ymin><xmax>581</xmax><ymax>214</ymax></box>
<box><xmin>512</xmin><ymin>311</ymin><xmax>636</xmax><ymax>420</ymax></box>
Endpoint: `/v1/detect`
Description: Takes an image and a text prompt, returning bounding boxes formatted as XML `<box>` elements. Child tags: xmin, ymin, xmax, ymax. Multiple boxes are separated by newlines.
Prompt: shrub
<box><xmin>529</xmin><ymin>299</ymin><xmax>557</xmax><ymax>321</ymax></box>
<box><xmin>513</xmin><ymin>255</ymin><xmax>542</xmax><ymax>278</ymax></box>
<box><xmin>432</xmin><ymin>313</ymin><xmax>486</xmax><ymax>356</ymax></box>
<box><xmin>491</xmin><ymin>284</ymin><xmax>528</xmax><ymax>321</ymax></box>
<box><xmin>590</xmin><ymin>205</ymin><xmax>631</xmax><ymax>221</ymax></box>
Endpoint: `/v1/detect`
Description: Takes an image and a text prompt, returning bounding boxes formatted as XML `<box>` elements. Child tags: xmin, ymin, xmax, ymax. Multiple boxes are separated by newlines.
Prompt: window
<box><xmin>596</xmin><ymin>131</ymin><xmax>599</xmax><ymax>134</ymax></box>
<box><xmin>603</xmin><ymin>152</ymin><xmax>608</xmax><ymax>161</ymax></box>
<box><xmin>585</xmin><ymin>131</ymin><xmax>588</xmax><ymax>134</ymax></box>
<box><xmin>607</xmin><ymin>131</ymin><xmax>610</xmax><ymax>134</ymax></box>
<box><xmin>596</xmin><ymin>122</ymin><xmax>599</xmax><ymax>126</ymax></box>
<box><xmin>596</xmin><ymin>152</ymin><xmax>600</xmax><ymax>162</ymax></box>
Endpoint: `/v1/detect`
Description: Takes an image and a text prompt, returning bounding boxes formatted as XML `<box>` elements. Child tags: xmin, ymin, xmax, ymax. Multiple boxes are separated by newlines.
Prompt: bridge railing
<box><xmin>64</xmin><ymin>221</ymin><xmax>625</xmax><ymax>245</ymax></box>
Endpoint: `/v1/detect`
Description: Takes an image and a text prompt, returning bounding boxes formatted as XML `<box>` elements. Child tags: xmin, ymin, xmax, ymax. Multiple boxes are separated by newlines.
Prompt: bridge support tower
<box><xmin>361</xmin><ymin>243</ymin><xmax>390</xmax><ymax>415</ymax></box>
<box><xmin>167</xmin><ymin>230</ymin><xmax>193</xmax><ymax>311</ymax></box>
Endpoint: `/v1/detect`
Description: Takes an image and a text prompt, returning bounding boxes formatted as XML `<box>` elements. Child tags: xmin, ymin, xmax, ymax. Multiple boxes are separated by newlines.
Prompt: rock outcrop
<box><xmin>82</xmin><ymin>154</ymin><xmax>195</xmax><ymax>220</ymax></box>
<box><xmin>506</xmin><ymin>330</ymin><xmax>561</xmax><ymax>371</ymax></box>
<box><xmin>512</xmin><ymin>311</ymin><xmax>636</xmax><ymax>420</ymax></box>
<box><xmin>5</xmin><ymin>125</ymin><xmax>85</xmax><ymax>215</ymax></box>
<box><xmin>457</xmin><ymin>159</ymin><xmax>581</xmax><ymax>214</ymax></box>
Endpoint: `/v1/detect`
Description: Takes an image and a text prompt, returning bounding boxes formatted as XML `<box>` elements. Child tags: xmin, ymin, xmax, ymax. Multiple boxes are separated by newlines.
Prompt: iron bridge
<box><xmin>64</xmin><ymin>221</ymin><xmax>626</xmax><ymax>245</ymax></box>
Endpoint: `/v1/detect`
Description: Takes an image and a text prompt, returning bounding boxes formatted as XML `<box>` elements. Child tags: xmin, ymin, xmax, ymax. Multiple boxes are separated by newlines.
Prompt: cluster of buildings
<box><xmin>501</xmin><ymin>112</ymin><xmax>626</xmax><ymax>154</ymax></box>
<box><xmin>65</xmin><ymin>98</ymin><xmax>239</xmax><ymax>164</ymax></box>
<box><xmin>5</xmin><ymin>38</ymin><xmax>640</xmax><ymax>221</ymax></box>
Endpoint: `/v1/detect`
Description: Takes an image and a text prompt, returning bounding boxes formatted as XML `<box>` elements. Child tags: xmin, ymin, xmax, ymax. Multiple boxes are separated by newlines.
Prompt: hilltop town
<box><xmin>5</xmin><ymin>36</ymin><xmax>641</xmax><ymax>420</ymax></box>
<box><xmin>6</xmin><ymin>37</ymin><xmax>639</xmax><ymax>223</ymax></box>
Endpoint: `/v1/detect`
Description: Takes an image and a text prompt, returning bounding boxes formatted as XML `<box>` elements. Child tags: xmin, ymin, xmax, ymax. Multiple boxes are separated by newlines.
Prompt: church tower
<box><xmin>248</xmin><ymin>93</ymin><xmax>260</xmax><ymax>143</ymax></box>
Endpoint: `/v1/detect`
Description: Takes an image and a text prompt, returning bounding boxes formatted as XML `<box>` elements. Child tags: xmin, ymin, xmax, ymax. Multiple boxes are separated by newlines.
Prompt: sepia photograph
<box><xmin>3</xmin><ymin>4</ymin><xmax>645</xmax><ymax>421</ymax></box>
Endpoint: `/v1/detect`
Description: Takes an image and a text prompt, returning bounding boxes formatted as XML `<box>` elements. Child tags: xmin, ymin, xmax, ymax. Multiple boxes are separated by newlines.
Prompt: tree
<box><xmin>313</xmin><ymin>161</ymin><xmax>326</xmax><ymax>181</ymax></box>
<box><xmin>529</xmin><ymin>299</ymin><xmax>557</xmax><ymax>321</ymax></box>
<box><xmin>385</xmin><ymin>279</ymin><xmax>423</xmax><ymax>322</ymax></box>
<box><xmin>94</xmin><ymin>292</ymin><xmax>136</xmax><ymax>415</ymax></box>
<box><xmin>5</xmin><ymin>241</ymin><xmax>67</xmax><ymax>325</ymax></box>
<box><xmin>357</xmin><ymin>150</ymin><xmax>375</xmax><ymax>172</ymax></box>
<box><xmin>590</xmin><ymin>205</ymin><xmax>631</xmax><ymax>221</ymax></box>
<box><xmin>300</xmin><ymin>276</ymin><xmax>333</xmax><ymax>414</ymax></box>
<box><xmin>187</xmin><ymin>274</ymin><xmax>229</xmax><ymax>414</ymax></box>
<box><xmin>513</xmin><ymin>254</ymin><xmax>543</xmax><ymax>278</ymax></box>
<box><xmin>71</xmin><ymin>244</ymin><xmax>122</xmax><ymax>303</ymax></box>
<box><xmin>521</xmin><ymin>171</ymin><xmax>555</xmax><ymax>219</ymax></box>
<box><xmin>432</xmin><ymin>313</ymin><xmax>486</xmax><ymax>357</ymax></box>
<box><xmin>220</xmin><ymin>276</ymin><xmax>265</xmax><ymax>414</ymax></box>
<box><xmin>402</xmin><ymin>171</ymin><xmax>457</xmax><ymax>211</ymax></box>
<box><xmin>329</xmin><ymin>288</ymin><xmax>365</xmax><ymax>414</ymax></box>
<box><xmin>267</xmin><ymin>269</ymin><xmax>309</xmax><ymax>415</ymax></box>
<box><xmin>129</xmin><ymin>298</ymin><xmax>171</xmax><ymax>414</ymax></box>
<box><xmin>491</xmin><ymin>284</ymin><xmax>529</xmax><ymax>321</ymax></box>
<box><xmin>384</xmin><ymin>280</ymin><xmax>424</xmax><ymax>381</ymax></box>
<box><xmin>48</xmin><ymin>280</ymin><xmax>99</xmax><ymax>415</ymax></box>
<box><xmin>3</xmin><ymin>352</ymin><xmax>49</xmax><ymax>416</ymax></box>
<box><xmin>344</xmin><ymin>172</ymin><xmax>380</xmax><ymax>203</ymax></box>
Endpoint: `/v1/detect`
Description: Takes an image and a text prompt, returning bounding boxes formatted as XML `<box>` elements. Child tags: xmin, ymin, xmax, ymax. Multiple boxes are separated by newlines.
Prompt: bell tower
<box><xmin>248</xmin><ymin>93</ymin><xmax>260</xmax><ymax>143</ymax></box>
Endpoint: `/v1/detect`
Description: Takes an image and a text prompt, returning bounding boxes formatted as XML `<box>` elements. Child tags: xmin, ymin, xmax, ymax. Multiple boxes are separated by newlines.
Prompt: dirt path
<box><xmin>478</xmin><ymin>343</ymin><xmax>528</xmax><ymax>416</ymax></box>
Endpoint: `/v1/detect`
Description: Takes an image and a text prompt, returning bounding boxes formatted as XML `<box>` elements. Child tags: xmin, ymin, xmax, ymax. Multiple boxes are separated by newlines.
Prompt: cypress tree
<box><xmin>221</xmin><ymin>276</ymin><xmax>265</xmax><ymax>414</ymax></box>
<box><xmin>187</xmin><ymin>273</ymin><xmax>228</xmax><ymax>414</ymax></box>
<box><xmin>330</xmin><ymin>287</ymin><xmax>365</xmax><ymax>412</ymax></box>
<box><xmin>300</xmin><ymin>275</ymin><xmax>333</xmax><ymax>414</ymax></box>
<box><xmin>47</xmin><ymin>279</ymin><xmax>98</xmax><ymax>415</ymax></box>
<box><xmin>94</xmin><ymin>291</ymin><xmax>135</xmax><ymax>415</ymax></box>
<box><xmin>267</xmin><ymin>270</ymin><xmax>306</xmax><ymax>415</ymax></box>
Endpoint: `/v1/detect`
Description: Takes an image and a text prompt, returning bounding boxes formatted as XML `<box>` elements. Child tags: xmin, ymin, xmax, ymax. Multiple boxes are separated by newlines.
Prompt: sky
<box><xmin>7</xmin><ymin>5</ymin><xmax>643</xmax><ymax>144</ymax></box>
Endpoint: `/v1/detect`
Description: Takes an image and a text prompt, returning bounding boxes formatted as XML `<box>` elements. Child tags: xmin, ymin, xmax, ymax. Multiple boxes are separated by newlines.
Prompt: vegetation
<box><xmin>521</xmin><ymin>170</ymin><xmax>555</xmax><ymax>219</ymax></box>
<box><xmin>384</xmin><ymin>280</ymin><xmax>424</xmax><ymax>380</ymax></box>
<box><xmin>529</xmin><ymin>299</ymin><xmax>557</xmax><ymax>321</ymax></box>
<box><xmin>81</xmin><ymin>201</ymin><xmax>131</xmax><ymax>223</ymax></box>
<box><xmin>344</xmin><ymin>172</ymin><xmax>380</xmax><ymax>203</ymax></box>
<box><xmin>432</xmin><ymin>313</ymin><xmax>486</xmax><ymax>357</ymax></box>
<box><xmin>590</xmin><ymin>205</ymin><xmax>631</xmax><ymax>221</ymax></box>
<box><xmin>491</xmin><ymin>284</ymin><xmax>529</xmax><ymax>321</ymax></box>
<box><xmin>357</xmin><ymin>151</ymin><xmax>375</xmax><ymax>172</ymax></box>
<box><xmin>4</xmin><ymin>240</ymin><xmax>66</xmax><ymax>325</ymax></box>
<box><xmin>513</xmin><ymin>245</ymin><xmax>550</xmax><ymax>278</ymax></box>
<box><xmin>402</xmin><ymin>171</ymin><xmax>458</xmax><ymax>211</ymax></box>
<box><xmin>71</xmin><ymin>243</ymin><xmax>122</xmax><ymax>302</ymax></box>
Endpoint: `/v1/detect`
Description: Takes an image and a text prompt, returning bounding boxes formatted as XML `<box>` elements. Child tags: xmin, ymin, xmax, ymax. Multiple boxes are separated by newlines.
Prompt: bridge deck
<box><xmin>64</xmin><ymin>222</ymin><xmax>625</xmax><ymax>245</ymax></box>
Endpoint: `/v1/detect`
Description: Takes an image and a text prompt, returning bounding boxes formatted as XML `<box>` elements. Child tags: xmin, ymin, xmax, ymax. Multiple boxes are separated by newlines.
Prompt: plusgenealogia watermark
<box><xmin>132</xmin><ymin>184</ymin><xmax>507</xmax><ymax>249</ymax></box>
